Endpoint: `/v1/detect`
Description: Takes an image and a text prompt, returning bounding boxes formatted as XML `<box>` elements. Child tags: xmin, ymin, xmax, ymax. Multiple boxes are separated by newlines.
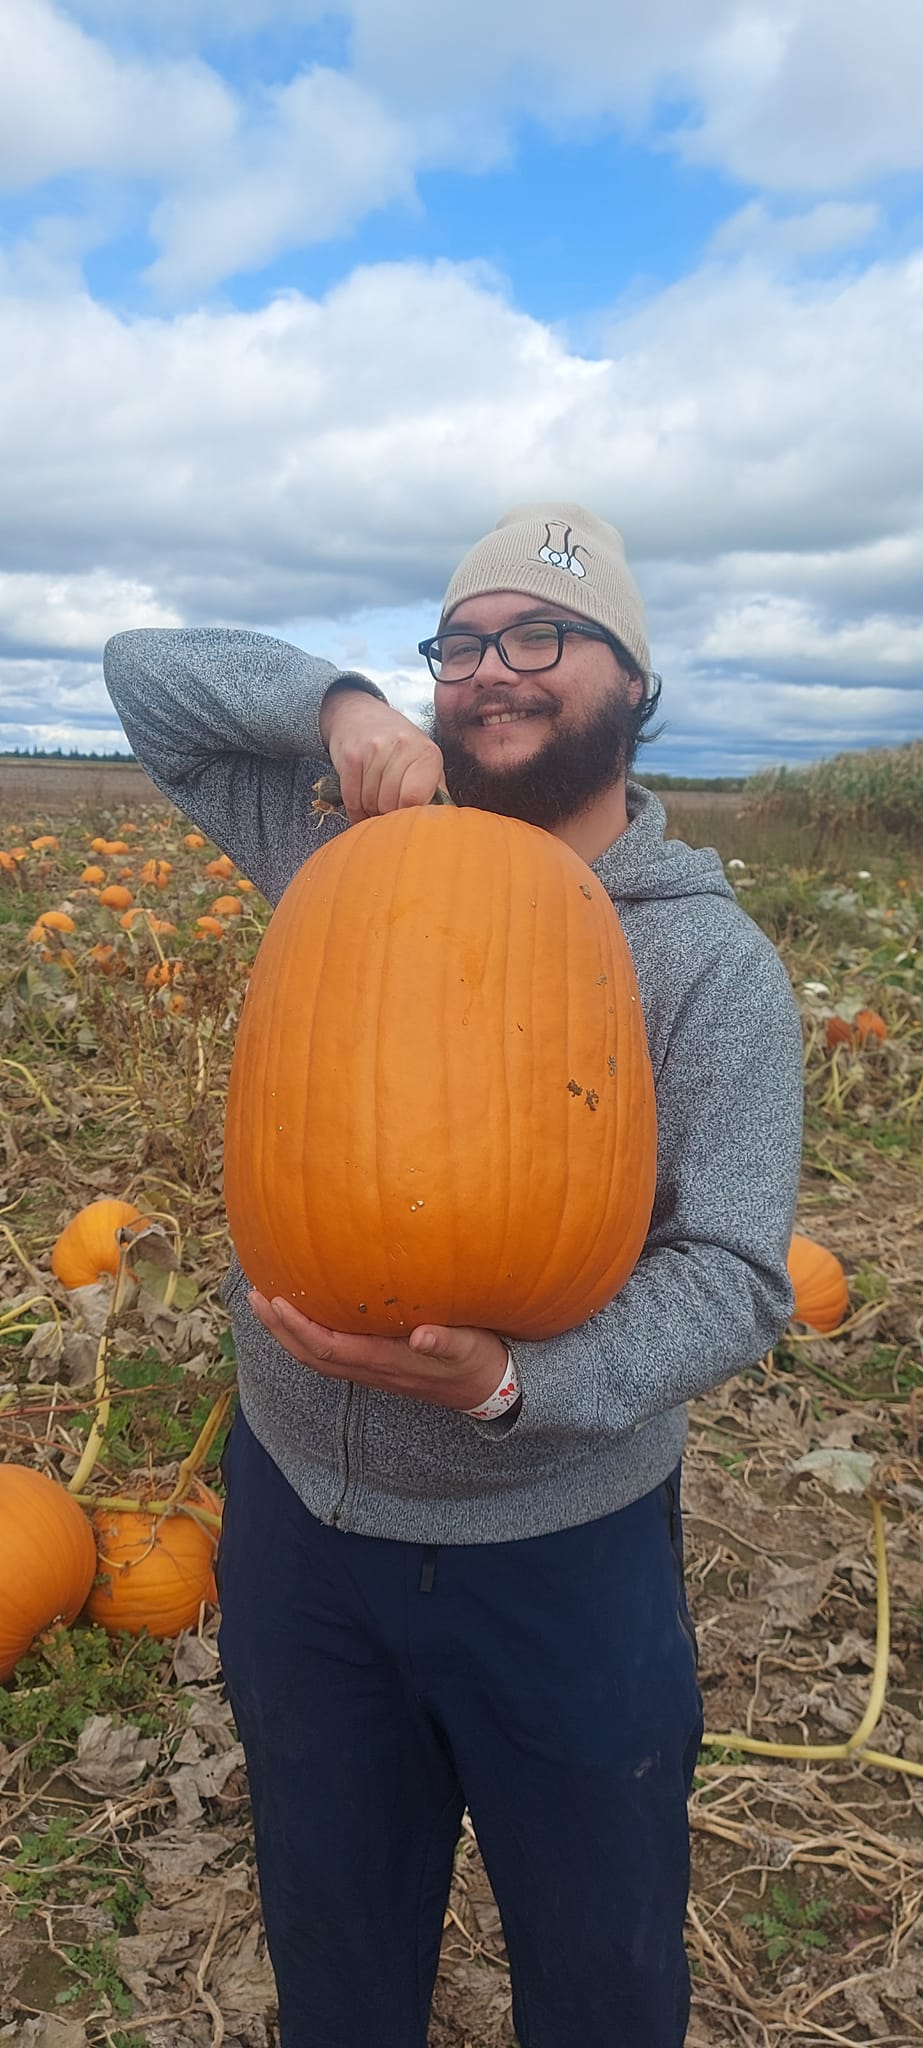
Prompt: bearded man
<box><xmin>104</xmin><ymin>502</ymin><xmax>803</xmax><ymax>2048</ymax></box>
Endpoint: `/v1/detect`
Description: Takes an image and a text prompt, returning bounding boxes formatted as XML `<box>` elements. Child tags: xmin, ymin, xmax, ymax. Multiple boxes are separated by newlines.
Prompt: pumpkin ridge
<box><xmin>562</xmin><ymin>952</ymin><xmax>655</xmax><ymax>1321</ymax></box>
<box><xmin>487</xmin><ymin>821</ymin><xmax>517</xmax><ymax>1313</ymax></box>
<box><xmin>375</xmin><ymin>813</ymin><xmax>426</xmax><ymax>1323</ymax></box>
<box><xmin>441</xmin><ymin>810</ymin><xmax>486</xmax><ymax>1315</ymax></box>
<box><xmin>261</xmin><ymin>863</ymin><xmax>325</xmax><ymax>1317</ymax></box>
<box><xmin>497</xmin><ymin>865</ymin><xmax>655</xmax><ymax>1336</ymax></box>
<box><xmin>502</xmin><ymin>846</ymin><xmax>588</xmax><ymax>1327</ymax></box>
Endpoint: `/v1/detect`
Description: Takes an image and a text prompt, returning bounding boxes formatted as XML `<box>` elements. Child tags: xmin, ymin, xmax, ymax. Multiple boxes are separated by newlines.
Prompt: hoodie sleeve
<box><xmin>102</xmin><ymin>628</ymin><xmax>386</xmax><ymax>904</ymax></box>
<box><xmin>481</xmin><ymin>923</ymin><xmax>804</xmax><ymax>1443</ymax></box>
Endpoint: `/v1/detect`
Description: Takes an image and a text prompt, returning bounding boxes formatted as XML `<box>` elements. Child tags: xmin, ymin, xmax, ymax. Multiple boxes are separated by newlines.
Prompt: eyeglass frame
<box><xmin>416</xmin><ymin>617</ymin><xmax>641</xmax><ymax>684</ymax></box>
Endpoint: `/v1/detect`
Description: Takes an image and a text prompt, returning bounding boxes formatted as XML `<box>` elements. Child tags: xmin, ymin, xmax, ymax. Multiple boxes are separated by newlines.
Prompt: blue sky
<box><xmin>1</xmin><ymin>0</ymin><xmax>921</xmax><ymax>774</ymax></box>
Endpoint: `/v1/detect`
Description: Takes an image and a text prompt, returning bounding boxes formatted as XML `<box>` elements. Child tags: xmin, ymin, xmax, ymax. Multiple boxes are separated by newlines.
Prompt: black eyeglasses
<box><xmin>417</xmin><ymin>618</ymin><xmax>624</xmax><ymax>684</ymax></box>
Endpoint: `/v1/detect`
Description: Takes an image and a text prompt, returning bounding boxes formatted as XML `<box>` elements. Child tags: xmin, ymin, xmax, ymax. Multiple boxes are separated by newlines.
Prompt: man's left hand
<box><xmin>247</xmin><ymin>1292</ymin><xmax>510</xmax><ymax>1412</ymax></box>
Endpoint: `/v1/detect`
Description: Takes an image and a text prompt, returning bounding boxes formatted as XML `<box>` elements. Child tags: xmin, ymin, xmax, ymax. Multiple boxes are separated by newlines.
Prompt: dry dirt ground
<box><xmin>0</xmin><ymin>759</ymin><xmax>743</xmax><ymax>813</ymax></box>
<box><xmin>0</xmin><ymin>763</ymin><xmax>167</xmax><ymax>806</ymax></box>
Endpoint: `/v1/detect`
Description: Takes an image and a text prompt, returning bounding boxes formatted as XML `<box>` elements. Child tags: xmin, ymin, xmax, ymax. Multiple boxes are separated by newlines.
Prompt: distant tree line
<box><xmin>638</xmin><ymin>771</ymin><xmax>747</xmax><ymax>792</ymax></box>
<box><xmin>0</xmin><ymin>746</ymin><xmax>137</xmax><ymax>761</ymax></box>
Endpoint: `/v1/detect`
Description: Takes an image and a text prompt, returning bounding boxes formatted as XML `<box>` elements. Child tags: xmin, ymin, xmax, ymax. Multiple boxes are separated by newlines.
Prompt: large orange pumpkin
<box><xmin>0</xmin><ymin>1466</ymin><xmax>97</xmax><ymax>1680</ymax></box>
<box><xmin>51</xmin><ymin>1198</ymin><xmax>148</xmax><ymax>1290</ymax></box>
<box><xmin>84</xmin><ymin>1482</ymin><xmax>221</xmax><ymax>1637</ymax></box>
<box><xmin>787</xmin><ymin>1232</ymin><xmax>849</xmax><ymax>1334</ymax></box>
<box><xmin>223</xmin><ymin>805</ymin><xmax>657</xmax><ymax>1340</ymax></box>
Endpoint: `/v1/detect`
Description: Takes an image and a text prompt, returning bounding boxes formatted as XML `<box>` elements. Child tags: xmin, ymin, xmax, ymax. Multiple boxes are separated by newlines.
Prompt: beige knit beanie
<box><xmin>439</xmin><ymin>502</ymin><xmax>650</xmax><ymax>674</ymax></box>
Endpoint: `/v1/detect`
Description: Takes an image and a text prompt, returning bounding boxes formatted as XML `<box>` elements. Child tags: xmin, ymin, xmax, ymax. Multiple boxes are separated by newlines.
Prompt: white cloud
<box><xmin>0</xmin><ymin>0</ymin><xmax>236</xmax><ymax>188</ymax></box>
<box><xmin>344</xmin><ymin>0</ymin><xmax>923</xmax><ymax>193</ymax></box>
<box><xmin>146</xmin><ymin>69</ymin><xmax>417</xmax><ymax>296</ymax></box>
<box><xmin>708</xmin><ymin>201</ymin><xmax>881</xmax><ymax>262</ymax></box>
<box><xmin>678</xmin><ymin>0</ymin><xmax>923</xmax><ymax>189</ymax></box>
<box><xmin>0</xmin><ymin>247</ymin><xmax>920</xmax><ymax>763</ymax></box>
<box><xmin>701</xmin><ymin>598</ymin><xmax>923</xmax><ymax>680</ymax></box>
<box><xmin>0</xmin><ymin>572</ymin><xmax>181</xmax><ymax>657</ymax></box>
<box><xmin>0</xmin><ymin>656</ymin><xmax>113</xmax><ymax>748</ymax></box>
<box><xmin>5</xmin><ymin>2</ymin><xmax>923</xmax><ymax>298</ymax></box>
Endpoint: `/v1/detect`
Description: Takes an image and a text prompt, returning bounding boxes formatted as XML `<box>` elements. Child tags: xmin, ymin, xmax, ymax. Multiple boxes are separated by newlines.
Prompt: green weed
<box><xmin>0</xmin><ymin>1621</ymin><xmax>170</xmax><ymax>1771</ymax></box>
<box><xmin>56</xmin><ymin>1935</ymin><xmax>134</xmax><ymax>2017</ymax></box>
<box><xmin>743</xmin><ymin>1880</ymin><xmax>839</xmax><ymax>1967</ymax></box>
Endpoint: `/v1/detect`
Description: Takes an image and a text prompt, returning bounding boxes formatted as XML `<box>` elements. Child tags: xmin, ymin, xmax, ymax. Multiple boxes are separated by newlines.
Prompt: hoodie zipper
<box><xmin>332</xmin><ymin>1381</ymin><xmax>358</xmax><ymax>1527</ymax></box>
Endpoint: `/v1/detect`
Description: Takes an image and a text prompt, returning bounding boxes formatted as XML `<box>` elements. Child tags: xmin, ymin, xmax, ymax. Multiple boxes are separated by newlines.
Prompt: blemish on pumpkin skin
<box><xmin>580</xmin><ymin>884</ymin><xmax>592</xmax><ymax>899</ymax></box>
<box><xmin>608</xmin><ymin>1056</ymin><xmax>617</xmax><ymax>1077</ymax></box>
<box><xmin>585</xmin><ymin>1090</ymin><xmax>599</xmax><ymax>1112</ymax></box>
<box><xmin>567</xmin><ymin>1079</ymin><xmax>583</xmax><ymax>1098</ymax></box>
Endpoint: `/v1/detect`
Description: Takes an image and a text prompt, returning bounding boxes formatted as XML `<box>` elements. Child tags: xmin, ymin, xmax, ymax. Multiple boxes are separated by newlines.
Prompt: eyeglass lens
<box><xmin>432</xmin><ymin>621</ymin><xmax>563</xmax><ymax>681</ymax></box>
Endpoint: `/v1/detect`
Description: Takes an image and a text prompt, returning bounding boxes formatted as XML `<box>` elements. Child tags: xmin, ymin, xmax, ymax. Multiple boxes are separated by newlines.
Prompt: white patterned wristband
<box><xmin>463</xmin><ymin>1347</ymin><xmax>521</xmax><ymax>1421</ymax></box>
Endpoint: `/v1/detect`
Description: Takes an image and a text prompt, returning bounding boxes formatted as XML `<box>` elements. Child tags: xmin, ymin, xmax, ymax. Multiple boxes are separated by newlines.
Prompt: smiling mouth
<box><xmin>471</xmin><ymin>707</ymin><xmax>550</xmax><ymax>728</ymax></box>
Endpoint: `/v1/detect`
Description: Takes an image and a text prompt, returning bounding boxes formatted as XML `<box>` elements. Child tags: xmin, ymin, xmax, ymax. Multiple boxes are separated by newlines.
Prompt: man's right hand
<box><xmin>319</xmin><ymin>688</ymin><xmax>447</xmax><ymax>824</ymax></box>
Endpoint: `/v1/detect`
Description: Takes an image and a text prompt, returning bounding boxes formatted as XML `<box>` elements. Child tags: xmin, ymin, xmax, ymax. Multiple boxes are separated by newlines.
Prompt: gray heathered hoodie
<box><xmin>103</xmin><ymin>627</ymin><xmax>804</xmax><ymax>1544</ymax></box>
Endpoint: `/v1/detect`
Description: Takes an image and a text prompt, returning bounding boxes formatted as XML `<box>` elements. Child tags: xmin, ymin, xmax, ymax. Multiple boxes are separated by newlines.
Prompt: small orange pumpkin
<box><xmin>787</xmin><ymin>1233</ymin><xmax>849</xmax><ymax>1334</ymax></box>
<box><xmin>0</xmin><ymin>1467</ymin><xmax>97</xmax><ymax>1681</ymax></box>
<box><xmin>99</xmin><ymin>884</ymin><xmax>134</xmax><ymax>911</ymax></box>
<box><xmin>50</xmin><ymin>1198</ymin><xmax>148</xmax><ymax>1290</ymax></box>
<box><xmin>84</xmin><ymin>1481</ymin><xmax>221</xmax><ymax>1637</ymax></box>
<box><xmin>855</xmin><ymin>1008</ymin><xmax>887</xmax><ymax>1043</ymax></box>
<box><xmin>28</xmin><ymin>909</ymin><xmax>76</xmax><ymax>940</ymax></box>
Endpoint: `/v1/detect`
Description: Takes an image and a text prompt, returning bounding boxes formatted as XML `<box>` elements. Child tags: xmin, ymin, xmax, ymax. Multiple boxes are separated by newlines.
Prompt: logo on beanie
<box><xmin>537</xmin><ymin>522</ymin><xmax>587</xmax><ymax>579</ymax></box>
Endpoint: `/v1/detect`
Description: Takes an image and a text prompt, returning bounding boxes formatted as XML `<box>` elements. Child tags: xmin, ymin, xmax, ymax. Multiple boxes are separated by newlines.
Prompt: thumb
<box><xmin>409</xmin><ymin>1324</ymin><xmax>467</xmax><ymax>1360</ymax></box>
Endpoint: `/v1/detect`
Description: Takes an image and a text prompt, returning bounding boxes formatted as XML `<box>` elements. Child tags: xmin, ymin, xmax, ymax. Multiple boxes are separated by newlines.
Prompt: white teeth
<box><xmin>479</xmin><ymin>710</ymin><xmax>538</xmax><ymax>726</ymax></box>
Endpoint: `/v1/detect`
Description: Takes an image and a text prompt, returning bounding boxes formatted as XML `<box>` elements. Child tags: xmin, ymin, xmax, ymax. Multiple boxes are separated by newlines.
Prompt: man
<box><xmin>104</xmin><ymin>502</ymin><xmax>804</xmax><ymax>2048</ymax></box>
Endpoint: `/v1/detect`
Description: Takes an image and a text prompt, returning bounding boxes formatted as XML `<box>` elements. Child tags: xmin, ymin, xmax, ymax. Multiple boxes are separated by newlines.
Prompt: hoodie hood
<box><xmin>593</xmin><ymin>782</ymin><xmax>737</xmax><ymax>906</ymax></box>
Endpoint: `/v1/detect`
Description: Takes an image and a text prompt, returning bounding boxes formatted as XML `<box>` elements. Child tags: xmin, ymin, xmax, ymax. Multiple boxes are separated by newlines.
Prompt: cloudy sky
<box><xmin>1</xmin><ymin>0</ymin><xmax>922</xmax><ymax>774</ymax></box>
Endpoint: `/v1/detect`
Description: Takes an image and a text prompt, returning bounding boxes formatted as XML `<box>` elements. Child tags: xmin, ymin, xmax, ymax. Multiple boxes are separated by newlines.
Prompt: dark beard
<box><xmin>423</xmin><ymin>690</ymin><xmax>636</xmax><ymax>831</ymax></box>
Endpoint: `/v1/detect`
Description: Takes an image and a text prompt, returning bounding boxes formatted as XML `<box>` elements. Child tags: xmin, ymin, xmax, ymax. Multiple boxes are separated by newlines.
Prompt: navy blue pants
<box><xmin>216</xmin><ymin>1411</ymin><xmax>703</xmax><ymax>2048</ymax></box>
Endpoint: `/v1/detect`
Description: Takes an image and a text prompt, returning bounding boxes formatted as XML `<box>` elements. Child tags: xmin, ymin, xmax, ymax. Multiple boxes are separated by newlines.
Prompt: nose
<box><xmin>472</xmin><ymin>639</ymin><xmax>518</xmax><ymax>687</ymax></box>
